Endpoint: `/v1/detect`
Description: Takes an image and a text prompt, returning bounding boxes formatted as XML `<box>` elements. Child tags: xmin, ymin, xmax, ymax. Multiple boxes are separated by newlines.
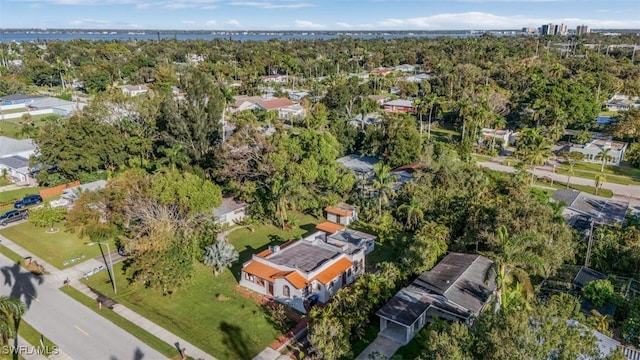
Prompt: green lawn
<box><xmin>429</xmin><ymin>126</ymin><xmax>460</xmax><ymax>143</ymax></box>
<box><xmin>0</xmin><ymin>244</ymin><xmax>27</xmax><ymax>265</ymax></box>
<box><xmin>0</xmin><ymin>178</ymin><xmax>12</xmax><ymax>187</ymax></box>
<box><xmin>81</xmin><ymin>214</ymin><xmax>321</xmax><ymax>359</ymax></box>
<box><xmin>0</xmin><ymin>188</ymin><xmax>44</xmax><ymax>205</ymax></box>
<box><xmin>533</xmin><ymin>179</ymin><xmax>614</xmax><ymax>198</ymax></box>
<box><xmin>60</xmin><ymin>286</ymin><xmax>179</xmax><ymax>359</ymax></box>
<box><xmin>0</xmin><ymin>121</ymin><xmax>23</xmax><ymax>139</ymax></box>
<box><xmin>472</xmin><ymin>153</ymin><xmax>494</xmax><ymax>162</ymax></box>
<box><xmin>18</xmin><ymin>321</ymin><xmax>57</xmax><ymax>356</ymax></box>
<box><xmin>0</xmin><ymin>107</ymin><xmax>27</xmax><ymax>115</ymax></box>
<box><xmin>83</xmin><ymin>262</ymin><xmax>282</xmax><ymax>359</ymax></box>
<box><xmin>0</xmin><ymin>222</ymin><xmax>109</xmax><ymax>269</ymax></box>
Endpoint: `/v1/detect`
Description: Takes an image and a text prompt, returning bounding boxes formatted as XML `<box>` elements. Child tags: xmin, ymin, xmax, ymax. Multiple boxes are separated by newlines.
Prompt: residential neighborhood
<box><xmin>0</xmin><ymin>14</ymin><xmax>639</xmax><ymax>360</ymax></box>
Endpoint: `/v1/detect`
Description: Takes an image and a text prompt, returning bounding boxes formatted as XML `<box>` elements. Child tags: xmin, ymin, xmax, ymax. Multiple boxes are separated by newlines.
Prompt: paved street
<box><xmin>0</xmin><ymin>253</ymin><xmax>167</xmax><ymax>360</ymax></box>
<box><xmin>477</xmin><ymin>161</ymin><xmax>640</xmax><ymax>209</ymax></box>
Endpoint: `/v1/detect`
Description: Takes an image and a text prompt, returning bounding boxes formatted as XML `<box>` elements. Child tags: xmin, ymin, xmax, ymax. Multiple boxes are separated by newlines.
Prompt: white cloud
<box><xmin>226</xmin><ymin>19</ymin><xmax>241</xmax><ymax>27</ymax></box>
<box><xmin>228</xmin><ymin>1</ymin><xmax>315</xmax><ymax>9</ymax></box>
<box><xmin>336</xmin><ymin>22</ymin><xmax>373</xmax><ymax>29</ymax></box>
<box><xmin>69</xmin><ymin>18</ymin><xmax>109</xmax><ymax>26</ymax></box>
<box><xmin>294</xmin><ymin>20</ymin><xmax>325</xmax><ymax>29</ymax></box>
<box><xmin>29</xmin><ymin>3</ymin><xmax>42</xmax><ymax>8</ymax></box>
<box><xmin>205</xmin><ymin>19</ymin><xmax>217</xmax><ymax>26</ymax></box>
<box><xmin>163</xmin><ymin>0</ymin><xmax>219</xmax><ymax>9</ymax></box>
<box><xmin>135</xmin><ymin>2</ymin><xmax>151</xmax><ymax>9</ymax></box>
<box><xmin>378</xmin><ymin>12</ymin><xmax>640</xmax><ymax>30</ymax></box>
<box><xmin>181</xmin><ymin>20</ymin><xmax>196</xmax><ymax>24</ymax></box>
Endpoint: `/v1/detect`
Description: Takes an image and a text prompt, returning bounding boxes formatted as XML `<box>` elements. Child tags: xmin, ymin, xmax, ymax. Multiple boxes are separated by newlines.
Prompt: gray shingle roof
<box><xmin>377</xmin><ymin>253</ymin><xmax>495</xmax><ymax>326</ymax></box>
<box><xmin>336</xmin><ymin>154</ymin><xmax>380</xmax><ymax>174</ymax></box>
<box><xmin>212</xmin><ymin>197</ymin><xmax>247</xmax><ymax>217</ymax></box>
<box><xmin>0</xmin><ymin>137</ymin><xmax>36</xmax><ymax>158</ymax></box>
<box><xmin>0</xmin><ymin>155</ymin><xmax>30</xmax><ymax>169</ymax></box>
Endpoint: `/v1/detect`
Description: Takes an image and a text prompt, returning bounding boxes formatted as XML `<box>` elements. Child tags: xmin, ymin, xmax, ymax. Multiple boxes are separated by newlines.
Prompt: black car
<box><xmin>0</xmin><ymin>210</ymin><xmax>28</xmax><ymax>226</ymax></box>
<box><xmin>14</xmin><ymin>194</ymin><xmax>43</xmax><ymax>209</ymax></box>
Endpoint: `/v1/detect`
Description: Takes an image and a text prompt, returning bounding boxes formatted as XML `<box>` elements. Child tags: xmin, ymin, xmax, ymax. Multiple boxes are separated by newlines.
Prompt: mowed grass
<box><xmin>83</xmin><ymin>262</ymin><xmax>282</xmax><ymax>359</ymax></box>
<box><xmin>83</xmin><ymin>214</ymin><xmax>320</xmax><ymax>359</ymax></box>
<box><xmin>0</xmin><ymin>121</ymin><xmax>23</xmax><ymax>139</ymax></box>
<box><xmin>0</xmin><ymin>188</ymin><xmax>44</xmax><ymax>212</ymax></box>
<box><xmin>0</xmin><ymin>222</ymin><xmax>109</xmax><ymax>269</ymax></box>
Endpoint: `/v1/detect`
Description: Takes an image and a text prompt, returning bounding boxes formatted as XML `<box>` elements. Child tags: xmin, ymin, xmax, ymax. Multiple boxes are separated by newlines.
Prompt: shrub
<box><xmin>582</xmin><ymin>279</ymin><xmax>615</xmax><ymax>307</ymax></box>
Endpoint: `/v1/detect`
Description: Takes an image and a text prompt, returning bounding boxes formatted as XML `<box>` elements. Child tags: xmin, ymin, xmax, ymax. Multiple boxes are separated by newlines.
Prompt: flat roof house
<box><xmin>376</xmin><ymin>252</ymin><xmax>495</xmax><ymax>345</ymax></box>
<box><xmin>568</xmin><ymin>137</ymin><xmax>627</xmax><ymax>166</ymax></box>
<box><xmin>324</xmin><ymin>202</ymin><xmax>358</xmax><ymax>225</ymax></box>
<box><xmin>240</xmin><ymin>227</ymin><xmax>373</xmax><ymax>313</ymax></box>
<box><xmin>121</xmin><ymin>85</ymin><xmax>149</xmax><ymax>97</ymax></box>
<box><xmin>337</xmin><ymin>154</ymin><xmax>381</xmax><ymax>180</ymax></box>
<box><xmin>0</xmin><ymin>94</ymin><xmax>41</xmax><ymax>106</ymax></box>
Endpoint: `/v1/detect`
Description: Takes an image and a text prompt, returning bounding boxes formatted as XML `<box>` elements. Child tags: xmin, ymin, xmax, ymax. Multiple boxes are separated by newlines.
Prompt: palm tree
<box><xmin>271</xmin><ymin>178</ymin><xmax>292</xmax><ymax>229</ymax></box>
<box><xmin>0</xmin><ymin>296</ymin><xmax>25</xmax><ymax>346</ymax></box>
<box><xmin>522</xmin><ymin>135</ymin><xmax>553</xmax><ymax>185</ymax></box>
<box><xmin>595</xmin><ymin>174</ymin><xmax>606</xmax><ymax>195</ymax></box>
<box><xmin>595</xmin><ymin>147</ymin><xmax>614</xmax><ymax>172</ymax></box>
<box><xmin>457</xmin><ymin>97</ymin><xmax>473</xmax><ymax>142</ymax></box>
<box><xmin>484</xmin><ymin>226</ymin><xmax>542</xmax><ymax>313</ymax></box>
<box><xmin>425</xmin><ymin>93</ymin><xmax>439</xmax><ymax>141</ymax></box>
<box><xmin>490</xmin><ymin>115</ymin><xmax>507</xmax><ymax>152</ymax></box>
<box><xmin>371</xmin><ymin>163</ymin><xmax>397</xmax><ymax>217</ymax></box>
<box><xmin>560</xmin><ymin>151</ymin><xmax>584</xmax><ymax>189</ymax></box>
<box><xmin>358</xmin><ymin>97</ymin><xmax>379</xmax><ymax>131</ymax></box>
<box><xmin>413</xmin><ymin>97</ymin><xmax>427</xmax><ymax>136</ymax></box>
<box><xmin>220</xmin><ymin>86</ymin><xmax>235</xmax><ymax>143</ymax></box>
<box><xmin>203</xmin><ymin>242</ymin><xmax>239</xmax><ymax>276</ymax></box>
<box><xmin>160</xmin><ymin>144</ymin><xmax>189</xmax><ymax>170</ymax></box>
<box><xmin>397</xmin><ymin>196</ymin><xmax>424</xmax><ymax>231</ymax></box>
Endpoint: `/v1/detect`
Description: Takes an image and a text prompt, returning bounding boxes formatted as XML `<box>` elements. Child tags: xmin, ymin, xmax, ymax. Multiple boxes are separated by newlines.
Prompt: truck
<box><xmin>0</xmin><ymin>209</ymin><xmax>29</xmax><ymax>226</ymax></box>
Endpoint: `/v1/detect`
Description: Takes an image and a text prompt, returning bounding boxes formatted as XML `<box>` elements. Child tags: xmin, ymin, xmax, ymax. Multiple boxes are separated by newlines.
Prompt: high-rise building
<box><xmin>541</xmin><ymin>23</ymin><xmax>554</xmax><ymax>35</ymax></box>
<box><xmin>576</xmin><ymin>25</ymin><xmax>591</xmax><ymax>36</ymax></box>
<box><xmin>522</xmin><ymin>27</ymin><xmax>537</xmax><ymax>34</ymax></box>
<box><xmin>558</xmin><ymin>23</ymin><xmax>568</xmax><ymax>36</ymax></box>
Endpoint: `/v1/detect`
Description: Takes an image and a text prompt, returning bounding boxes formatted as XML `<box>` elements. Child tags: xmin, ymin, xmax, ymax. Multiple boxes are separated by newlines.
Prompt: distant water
<box><xmin>0</xmin><ymin>30</ymin><xmax>513</xmax><ymax>42</ymax></box>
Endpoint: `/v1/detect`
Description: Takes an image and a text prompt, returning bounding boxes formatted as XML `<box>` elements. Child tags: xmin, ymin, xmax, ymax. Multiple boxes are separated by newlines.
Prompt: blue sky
<box><xmin>1</xmin><ymin>0</ymin><xmax>639</xmax><ymax>30</ymax></box>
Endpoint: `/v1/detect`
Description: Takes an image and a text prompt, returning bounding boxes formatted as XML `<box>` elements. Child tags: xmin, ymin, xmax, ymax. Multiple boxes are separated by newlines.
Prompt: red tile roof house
<box><xmin>256</xmin><ymin>98</ymin><xmax>305</xmax><ymax>120</ymax></box>
<box><xmin>324</xmin><ymin>202</ymin><xmax>358</xmax><ymax>225</ymax></box>
<box><xmin>240</xmin><ymin>226</ymin><xmax>375</xmax><ymax>313</ymax></box>
<box><xmin>383</xmin><ymin>99</ymin><xmax>415</xmax><ymax>114</ymax></box>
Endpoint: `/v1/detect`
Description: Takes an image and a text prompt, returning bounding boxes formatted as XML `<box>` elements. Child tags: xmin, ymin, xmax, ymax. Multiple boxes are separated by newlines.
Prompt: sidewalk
<box><xmin>0</xmin><ymin>232</ymin><xmax>217</xmax><ymax>360</ymax></box>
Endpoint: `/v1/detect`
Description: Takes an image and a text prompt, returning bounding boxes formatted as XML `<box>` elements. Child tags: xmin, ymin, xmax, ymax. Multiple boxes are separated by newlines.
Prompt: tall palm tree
<box><xmin>271</xmin><ymin>178</ymin><xmax>292</xmax><ymax>229</ymax></box>
<box><xmin>413</xmin><ymin>97</ymin><xmax>427</xmax><ymax>136</ymax></box>
<box><xmin>0</xmin><ymin>296</ymin><xmax>25</xmax><ymax>346</ymax></box>
<box><xmin>595</xmin><ymin>147</ymin><xmax>614</xmax><ymax>172</ymax></box>
<box><xmin>524</xmin><ymin>139</ymin><xmax>553</xmax><ymax>185</ymax></box>
<box><xmin>371</xmin><ymin>163</ymin><xmax>397</xmax><ymax>217</ymax></box>
<box><xmin>220</xmin><ymin>86</ymin><xmax>235</xmax><ymax>143</ymax></box>
<box><xmin>425</xmin><ymin>93</ymin><xmax>439</xmax><ymax>141</ymax></box>
<box><xmin>560</xmin><ymin>151</ymin><xmax>584</xmax><ymax>189</ymax></box>
<box><xmin>457</xmin><ymin>97</ymin><xmax>473</xmax><ymax>142</ymax></box>
<box><xmin>484</xmin><ymin>226</ymin><xmax>542</xmax><ymax>313</ymax></box>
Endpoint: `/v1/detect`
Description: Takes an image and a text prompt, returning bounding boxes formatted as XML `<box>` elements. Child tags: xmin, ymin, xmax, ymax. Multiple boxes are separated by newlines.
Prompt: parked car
<box><xmin>14</xmin><ymin>194</ymin><xmax>43</xmax><ymax>209</ymax></box>
<box><xmin>0</xmin><ymin>210</ymin><xmax>28</xmax><ymax>226</ymax></box>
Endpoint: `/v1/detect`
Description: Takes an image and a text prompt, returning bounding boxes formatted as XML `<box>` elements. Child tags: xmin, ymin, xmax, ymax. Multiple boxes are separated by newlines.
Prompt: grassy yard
<box><xmin>60</xmin><ymin>286</ymin><xmax>179</xmax><ymax>359</ymax></box>
<box><xmin>0</xmin><ymin>121</ymin><xmax>23</xmax><ymax>139</ymax></box>
<box><xmin>18</xmin><ymin>320</ymin><xmax>57</xmax><ymax>356</ymax></box>
<box><xmin>533</xmin><ymin>179</ymin><xmax>614</xmax><ymax>198</ymax></box>
<box><xmin>81</xmin><ymin>214</ymin><xmax>321</xmax><ymax>359</ymax></box>
<box><xmin>472</xmin><ymin>153</ymin><xmax>494</xmax><ymax>162</ymax></box>
<box><xmin>429</xmin><ymin>126</ymin><xmax>460</xmax><ymax>143</ymax></box>
<box><xmin>0</xmin><ymin>222</ymin><xmax>110</xmax><ymax>269</ymax></box>
<box><xmin>0</xmin><ymin>107</ymin><xmax>28</xmax><ymax>115</ymax></box>
<box><xmin>0</xmin><ymin>187</ymin><xmax>44</xmax><ymax>205</ymax></box>
<box><xmin>0</xmin><ymin>178</ymin><xmax>12</xmax><ymax>187</ymax></box>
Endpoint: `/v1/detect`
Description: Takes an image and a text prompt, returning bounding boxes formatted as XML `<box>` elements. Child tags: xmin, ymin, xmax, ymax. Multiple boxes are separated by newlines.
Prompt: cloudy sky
<box><xmin>1</xmin><ymin>0</ymin><xmax>639</xmax><ymax>30</ymax></box>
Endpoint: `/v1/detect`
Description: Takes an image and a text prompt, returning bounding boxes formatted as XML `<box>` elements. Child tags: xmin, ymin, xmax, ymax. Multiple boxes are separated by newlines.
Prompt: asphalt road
<box><xmin>0</xmin><ymin>254</ymin><xmax>167</xmax><ymax>360</ymax></box>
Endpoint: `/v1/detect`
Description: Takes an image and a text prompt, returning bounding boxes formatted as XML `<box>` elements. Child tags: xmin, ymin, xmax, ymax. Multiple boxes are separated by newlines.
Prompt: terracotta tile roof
<box><xmin>257</xmin><ymin>98</ymin><xmax>295</xmax><ymax>110</ymax></box>
<box><xmin>285</xmin><ymin>272</ymin><xmax>308</xmax><ymax>289</ymax></box>
<box><xmin>256</xmin><ymin>249</ymin><xmax>273</xmax><ymax>258</ymax></box>
<box><xmin>316</xmin><ymin>257</ymin><xmax>352</xmax><ymax>285</ymax></box>
<box><xmin>324</xmin><ymin>206</ymin><xmax>352</xmax><ymax>217</ymax></box>
<box><xmin>243</xmin><ymin>260</ymin><xmax>281</xmax><ymax>282</ymax></box>
<box><xmin>316</xmin><ymin>222</ymin><xmax>345</xmax><ymax>234</ymax></box>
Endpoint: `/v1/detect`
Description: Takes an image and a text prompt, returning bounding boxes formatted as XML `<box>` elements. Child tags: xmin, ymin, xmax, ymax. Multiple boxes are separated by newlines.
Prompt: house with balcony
<box><xmin>240</xmin><ymin>226</ymin><xmax>374</xmax><ymax>313</ymax></box>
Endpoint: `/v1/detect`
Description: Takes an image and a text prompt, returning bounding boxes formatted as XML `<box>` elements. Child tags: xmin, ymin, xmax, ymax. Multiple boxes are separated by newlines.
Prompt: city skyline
<box><xmin>0</xmin><ymin>0</ymin><xmax>639</xmax><ymax>30</ymax></box>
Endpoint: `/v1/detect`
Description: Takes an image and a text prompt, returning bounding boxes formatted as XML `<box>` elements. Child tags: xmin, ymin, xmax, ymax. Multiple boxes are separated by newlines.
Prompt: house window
<box><xmin>359</xmin><ymin>259</ymin><xmax>364</xmax><ymax>270</ymax></box>
<box><xmin>329</xmin><ymin>281</ymin><xmax>335</xmax><ymax>289</ymax></box>
<box><xmin>244</xmin><ymin>273</ymin><xmax>255</xmax><ymax>282</ymax></box>
<box><xmin>283</xmin><ymin>285</ymin><xmax>290</xmax><ymax>298</ymax></box>
<box><xmin>347</xmin><ymin>268</ymin><xmax>352</xmax><ymax>278</ymax></box>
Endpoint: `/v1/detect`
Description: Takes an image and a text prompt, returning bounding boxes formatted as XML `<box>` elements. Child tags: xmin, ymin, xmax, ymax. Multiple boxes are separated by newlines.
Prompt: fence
<box><xmin>39</xmin><ymin>181</ymin><xmax>81</xmax><ymax>198</ymax></box>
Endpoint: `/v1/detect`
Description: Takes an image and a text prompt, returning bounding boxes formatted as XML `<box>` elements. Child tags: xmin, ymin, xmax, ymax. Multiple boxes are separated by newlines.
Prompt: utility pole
<box><xmin>584</xmin><ymin>220</ymin><xmax>595</xmax><ymax>268</ymax></box>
